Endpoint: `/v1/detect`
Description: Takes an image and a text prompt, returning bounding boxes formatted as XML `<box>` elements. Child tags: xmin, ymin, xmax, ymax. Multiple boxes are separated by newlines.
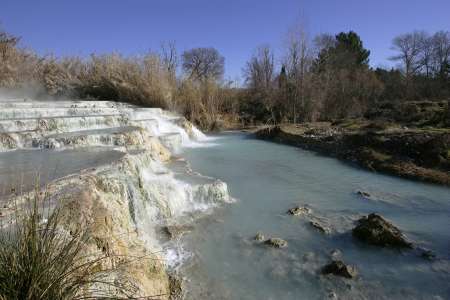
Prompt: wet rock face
<box><xmin>264</xmin><ymin>238</ymin><xmax>288</xmax><ymax>248</ymax></box>
<box><xmin>163</xmin><ymin>225</ymin><xmax>193</xmax><ymax>239</ymax></box>
<box><xmin>352</xmin><ymin>213</ymin><xmax>412</xmax><ymax>248</ymax></box>
<box><xmin>322</xmin><ymin>260</ymin><xmax>358</xmax><ymax>279</ymax></box>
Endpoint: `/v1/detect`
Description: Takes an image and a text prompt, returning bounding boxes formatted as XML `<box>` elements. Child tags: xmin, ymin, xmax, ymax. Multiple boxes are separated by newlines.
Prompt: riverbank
<box><xmin>254</xmin><ymin>121</ymin><xmax>450</xmax><ymax>186</ymax></box>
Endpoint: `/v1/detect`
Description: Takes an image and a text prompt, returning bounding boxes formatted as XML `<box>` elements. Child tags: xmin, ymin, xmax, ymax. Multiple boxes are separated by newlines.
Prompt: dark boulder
<box><xmin>321</xmin><ymin>260</ymin><xmax>358</xmax><ymax>279</ymax></box>
<box><xmin>352</xmin><ymin>213</ymin><xmax>412</xmax><ymax>248</ymax></box>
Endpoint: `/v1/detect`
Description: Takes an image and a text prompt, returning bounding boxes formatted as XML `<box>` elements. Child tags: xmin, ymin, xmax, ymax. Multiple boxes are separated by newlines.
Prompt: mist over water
<box><xmin>180</xmin><ymin>132</ymin><xmax>450</xmax><ymax>300</ymax></box>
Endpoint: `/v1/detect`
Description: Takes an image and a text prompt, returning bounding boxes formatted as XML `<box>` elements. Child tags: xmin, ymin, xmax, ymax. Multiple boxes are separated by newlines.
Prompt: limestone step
<box><xmin>130</xmin><ymin>118</ymin><xmax>159</xmax><ymax>133</ymax></box>
<box><xmin>0</xmin><ymin>107</ymin><xmax>124</xmax><ymax>119</ymax></box>
<box><xmin>0</xmin><ymin>99</ymin><xmax>126</xmax><ymax>109</ymax></box>
<box><xmin>0</xmin><ymin>114</ymin><xmax>127</xmax><ymax>133</ymax></box>
<box><xmin>127</xmin><ymin>108</ymin><xmax>164</xmax><ymax>120</ymax></box>
<box><xmin>35</xmin><ymin>126</ymin><xmax>146</xmax><ymax>149</ymax></box>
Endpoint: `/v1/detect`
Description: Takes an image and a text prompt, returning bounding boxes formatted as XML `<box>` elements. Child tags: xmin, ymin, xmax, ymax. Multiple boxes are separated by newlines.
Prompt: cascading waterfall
<box><xmin>0</xmin><ymin>98</ymin><xmax>232</xmax><ymax>278</ymax></box>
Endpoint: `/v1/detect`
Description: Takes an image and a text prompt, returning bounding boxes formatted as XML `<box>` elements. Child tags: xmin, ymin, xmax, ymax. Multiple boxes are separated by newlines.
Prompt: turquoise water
<box><xmin>0</xmin><ymin>148</ymin><xmax>125</xmax><ymax>197</ymax></box>
<box><xmin>182</xmin><ymin>132</ymin><xmax>450</xmax><ymax>300</ymax></box>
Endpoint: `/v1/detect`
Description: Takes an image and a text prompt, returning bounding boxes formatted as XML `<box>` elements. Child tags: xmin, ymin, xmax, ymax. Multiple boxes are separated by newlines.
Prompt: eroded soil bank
<box><xmin>255</xmin><ymin>122</ymin><xmax>450</xmax><ymax>186</ymax></box>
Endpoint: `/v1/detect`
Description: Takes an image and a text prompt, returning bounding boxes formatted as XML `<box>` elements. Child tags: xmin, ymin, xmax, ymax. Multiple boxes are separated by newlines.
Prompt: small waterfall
<box><xmin>141</xmin><ymin>166</ymin><xmax>230</xmax><ymax>219</ymax></box>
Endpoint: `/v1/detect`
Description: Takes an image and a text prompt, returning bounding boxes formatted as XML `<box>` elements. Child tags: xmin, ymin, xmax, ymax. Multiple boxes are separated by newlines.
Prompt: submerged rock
<box><xmin>328</xmin><ymin>291</ymin><xmax>338</xmax><ymax>299</ymax></box>
<box><xmin>287</xmin><ymin>206</ymin><xmax>311</xmax><ymax>216</ymax></box>
<box><xmin>322</xmin><ymin>260</ymin><xmax>358</xmax><ymax>279</ymax></box>
<box><xmin>352</xmin><ymin>213</ymin><xmax>412</xmax><ymax>248</ymax></box>
<box><xmin>163</xmin><ymin>225</ymin><xmax>194</xmax><ymax>239</ymax></box>
<box><xmin>420</xmin><ymin>249</ymin><xmax>437</xmax><ymax>260</ymax></box>
<box><xmin>356</xmin><ymin>190</ymin><xmax>371</xmax><ymax>198</ymax></box>
<box><xmin>310</xmin><ymin>221</ymin><xmax>331</xmax><ymax>234</ymax></box>
<box><xmin>330</xmin><ymin>249</ymin><xmax>342</xmax><ymax>260</ymax></box>
<box><xmin>254</xmin><ymin>232</ymin><xmax>265</xmax><ymax>242</ymax></box>
<box><xmin>264</xmin><ymin>238</ymin><xmax>288</xmax><ymax>248</ymax></box>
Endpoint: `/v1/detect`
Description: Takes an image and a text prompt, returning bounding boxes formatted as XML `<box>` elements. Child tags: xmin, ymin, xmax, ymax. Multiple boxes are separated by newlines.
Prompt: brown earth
<box><xmin>254</xmin><ymin>120</ymin><xmax>450</xmax><ymax>186</ymax></box>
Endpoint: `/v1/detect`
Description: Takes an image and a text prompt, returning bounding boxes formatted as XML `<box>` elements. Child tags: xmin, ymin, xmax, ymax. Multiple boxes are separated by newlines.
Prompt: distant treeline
<box><xmin>0</xmin><ymin>25</ymin><xmax>449</xmax><ymax>129</ymax></box>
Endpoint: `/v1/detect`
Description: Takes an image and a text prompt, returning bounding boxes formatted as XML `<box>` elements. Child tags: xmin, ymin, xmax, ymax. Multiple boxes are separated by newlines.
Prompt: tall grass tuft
<box><xmin>0</xmin><ymin>189</ymin><xmax>149</xmax><ymax>300</ymax></box>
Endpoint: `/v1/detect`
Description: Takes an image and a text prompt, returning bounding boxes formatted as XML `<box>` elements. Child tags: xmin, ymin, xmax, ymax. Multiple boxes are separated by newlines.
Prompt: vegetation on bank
<box><xmin>0</xmin><ymin>189</ymin><xmax>160</xmax><ymax>300</ymax></box>
<box><xmin>0</xmin><ymin>24</ymin><xmax>449</xmax><ymax>130</ymax></box>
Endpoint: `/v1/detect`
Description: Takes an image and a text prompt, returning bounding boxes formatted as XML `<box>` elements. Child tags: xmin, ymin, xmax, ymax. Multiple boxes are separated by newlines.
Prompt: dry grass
<box><xmin>0</xmin><ymin>29</ymin><xmax>238</xmax><ymax>130</ymax></box>
<box><xmin>0</xmin><ymin>189</ymin><xmax>162</xmax><ymax>300</ymax></box>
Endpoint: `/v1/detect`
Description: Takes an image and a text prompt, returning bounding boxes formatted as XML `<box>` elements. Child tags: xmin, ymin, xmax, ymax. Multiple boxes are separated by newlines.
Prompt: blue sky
<box><xmin>1</xmin><ymin>0</ymin><xmax>449</xmax><ymax>81</ymax></box>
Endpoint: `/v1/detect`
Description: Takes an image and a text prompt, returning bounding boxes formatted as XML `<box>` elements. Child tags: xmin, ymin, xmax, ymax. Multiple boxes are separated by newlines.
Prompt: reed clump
<box><xmin>0</xmin><ymin>189</ymin><xmax>151</xmax><ymax>300</ymax></box>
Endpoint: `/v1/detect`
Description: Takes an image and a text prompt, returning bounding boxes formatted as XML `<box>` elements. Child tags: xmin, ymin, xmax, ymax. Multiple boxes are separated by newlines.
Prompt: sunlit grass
<box><xmin>0</xmin><ymin>188</ymin><xmax>163</xmax><ymax>300</ymax></box>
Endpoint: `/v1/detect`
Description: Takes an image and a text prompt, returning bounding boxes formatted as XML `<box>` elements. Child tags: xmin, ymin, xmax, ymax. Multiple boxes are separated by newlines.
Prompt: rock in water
<box><xmin>352</xmin><ymin>213</ymin><xmax>412</xmax><ymax>248</ymax></box>
<box><xmin>264</xmin><ymin>238</ymin><xmax>288</xmax><ymax>248</ymax></box>
<box><xmin>254</xmin><ymin>232</ymin><xmax>265</xmax><ymax>242</ymax></box>
<box><xmin>420</xmin><ymin>249</ymin><xmax>436</xmax><ymax>260</ymax></box>
<box><xmin>322</xmin><ymin>260</ymin><xmax>358</xmax><ymax>279</ymax></box>
<box><xmin>163</xmin><ymin>225</ymin><xmax>193</xmax><ymax>239</ymax></box>
<box><xmin>287</xmin><ymin>206</ymin><xmax>311</xmax><ymax>216</ymax></box>
<box><xmin>328</xmin><ymin>291</ymin><xmax>338</xmax><ymax>299</ymax></box>
<box><xmin>309</xmin><ymin>221</ymin><xmax>331</xmax><ymax>234</ymax></box>
<box><xmin>356</xmin><ymin>190</ymin><xmax>371</xmax><ymax>198</ymax></box>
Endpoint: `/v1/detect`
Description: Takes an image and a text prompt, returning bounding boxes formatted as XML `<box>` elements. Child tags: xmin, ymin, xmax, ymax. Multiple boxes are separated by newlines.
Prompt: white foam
<box><xmin>140</xmin><ymin>164</ymin><xmax>229</xmax><ymax>218</ymax></box>
<box><xmin>163</xmin><ymin>244</ymin><xmax>193</xmax><ymax>270</ymax></box>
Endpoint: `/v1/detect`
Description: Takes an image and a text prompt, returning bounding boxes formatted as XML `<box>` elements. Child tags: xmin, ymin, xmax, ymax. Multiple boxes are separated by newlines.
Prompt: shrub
<box><xmin>75</xmin><ymin>53</ymin><xmax>173</xmax><ymax>109</ymax></box>
<box><xmin>0</xmin><ymin>190</ymin><xmax>144</xmax><ymax>300</ymax></box>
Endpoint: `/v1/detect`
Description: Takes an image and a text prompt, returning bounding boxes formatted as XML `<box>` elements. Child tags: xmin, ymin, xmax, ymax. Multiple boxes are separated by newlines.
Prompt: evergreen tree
<box><xmin>313</xmin><ymin>31</ymin><xmax>370</xmax><ymax>71</ymax></box>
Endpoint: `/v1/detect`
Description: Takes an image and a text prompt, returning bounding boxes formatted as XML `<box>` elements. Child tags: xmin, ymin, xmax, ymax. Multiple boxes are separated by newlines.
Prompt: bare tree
<box><xmin>160</xmin><ymin>41</ymin><xmax>178</xmax><ymax>79</ymax></box>
<box><xmin>182</xmin><ymin>47</ymin><xmax>224</xmax><ymax>82</ymax></box>
<box><xmin>243</xmin><ymin>45</ymin><xmax>277</xmax><ymax>123</ymax></box>
<box><xmin>244</xmin><ymin>45</ymin><xmax>275</xmax><ymax>90</ymax></box>
<box><xmin>431</xmin><ymin>31</ymin><xmax>450</xmax><ymax>79</ymax></box>
<box><xmin>417</xmin><ymin>31</ymin><xmax>434</xmax><ymax>77</ymax></box>
<box><xmin>282</xmin><ymin>22</ymin><xmax>313</xmax><ymax>122</ymax></box>
<box><xmin>390</xmin><ymin>32</ymin><xmax>423</xmax><ymax>79</ymax></box>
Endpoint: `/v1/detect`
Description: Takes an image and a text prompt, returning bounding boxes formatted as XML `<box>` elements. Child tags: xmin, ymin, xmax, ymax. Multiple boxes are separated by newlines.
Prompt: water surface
<box><xmin>182</xmin><ymin>132</ymin><xmax>450</xmax><ymax>300</ymax></box>
<box><xmin>0</xmin><ymin>148</ymin><xmax>125</xmax><ymax>197</ymax></box>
